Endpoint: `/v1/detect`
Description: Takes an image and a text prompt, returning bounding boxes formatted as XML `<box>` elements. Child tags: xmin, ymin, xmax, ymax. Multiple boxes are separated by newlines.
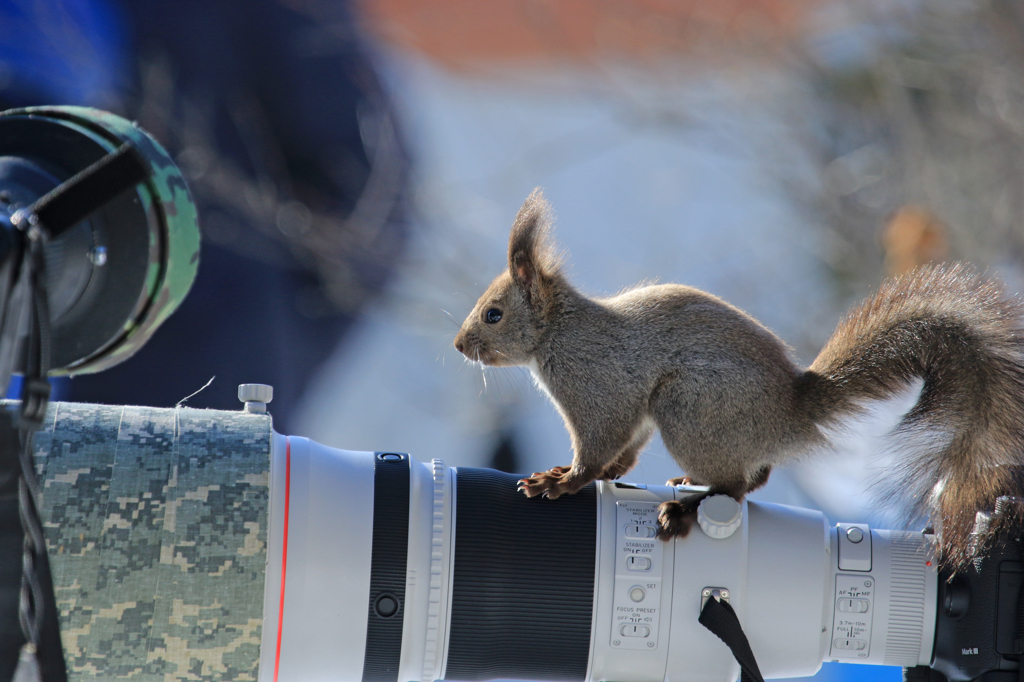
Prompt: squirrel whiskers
<box><xmin>453</xmin><ymin>188</ymin><xmax>1024</xmax><ymax>570</ymax></box>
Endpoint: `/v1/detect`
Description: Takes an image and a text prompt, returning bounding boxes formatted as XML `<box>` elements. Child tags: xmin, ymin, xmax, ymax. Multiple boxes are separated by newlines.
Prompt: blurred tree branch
<box><xmin>787</xmin><ymin>0</ymin><xmax>1024</xmax><ymax>296</ymax></box>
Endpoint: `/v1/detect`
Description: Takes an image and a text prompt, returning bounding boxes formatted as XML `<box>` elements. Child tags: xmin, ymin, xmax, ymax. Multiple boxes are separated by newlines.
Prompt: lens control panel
<box><xmin>830</xmin><ymin>574</ymin><xmax>875</xmax><ymax>659</ymax></box>
<box><xmin>612</xmin><ymin>501</ymin><xmax>664</xmax><ymax>650</ymax></box>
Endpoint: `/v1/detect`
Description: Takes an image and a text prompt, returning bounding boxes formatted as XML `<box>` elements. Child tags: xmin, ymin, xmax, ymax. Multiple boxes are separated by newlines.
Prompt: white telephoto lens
<box><xmin>31</xmin><ymin>403</ymin><xmax>939</xmax><ymax>681</ymax></box>
<box><xmin>260</xmin><ymin>440</ymin><xmax>940</xmax><ymax>682</ymax></box>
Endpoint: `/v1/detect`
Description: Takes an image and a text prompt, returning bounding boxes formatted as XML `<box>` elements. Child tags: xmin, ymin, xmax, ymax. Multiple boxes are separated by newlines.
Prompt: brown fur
<box><xmin>453</xmin><ymin>189</ymin><xmax>1024</xmax><ymax>569</ymax></box>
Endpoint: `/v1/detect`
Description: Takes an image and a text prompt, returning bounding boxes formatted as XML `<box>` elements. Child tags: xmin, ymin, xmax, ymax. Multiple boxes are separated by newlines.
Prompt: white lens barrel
<box><xmin>259</xmin><ymin>435</ymin><xmax>377</xmax><ymax>682</ymax></box>
<box><xmin>261</xmin><ymin>439</ymin><xmax>939</xmax><ymax>682</ymax></box>
<box><xmin>824</xmin><ymin>527</ymin><xmax>938</xmax><ymax>668</ymax></box>
<box><xmin>596</xmin><ymin>483</ymin><xmax>833</xmax><ymax>682</ymax></box>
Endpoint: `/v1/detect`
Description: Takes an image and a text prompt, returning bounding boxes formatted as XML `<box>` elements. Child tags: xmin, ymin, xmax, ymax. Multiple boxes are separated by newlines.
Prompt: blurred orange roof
<box><xmin>357</xmin><ymin>0</ymin><xmax>817</xmax><ymax>69</ymax></box>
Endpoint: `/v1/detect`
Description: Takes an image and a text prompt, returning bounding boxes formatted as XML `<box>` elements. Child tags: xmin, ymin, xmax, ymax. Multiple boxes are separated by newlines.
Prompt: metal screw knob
<box><xmin>238</xmin><ymin>384</ymin><xmax>273</xmax><ymax>413</ymax></box>
<box><xmin>697</xmin><ymin>495</ymin><xmax>742</xmax><ymax>539</ymax></box>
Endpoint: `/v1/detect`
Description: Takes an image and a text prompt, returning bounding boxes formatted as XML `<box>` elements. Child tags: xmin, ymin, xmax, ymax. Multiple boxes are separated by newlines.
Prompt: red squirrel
<box><xmin>454</xmin><ymin>189</ymin><xmax>1024</xmax><ymax>569</ymax></box>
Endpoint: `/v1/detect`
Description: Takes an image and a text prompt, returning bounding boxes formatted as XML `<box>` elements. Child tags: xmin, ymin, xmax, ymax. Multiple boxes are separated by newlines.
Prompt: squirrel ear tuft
<box><xmin>508</xmin><ymin>188</ymin><xmax>558</xmax><ymax>292</ymax></box>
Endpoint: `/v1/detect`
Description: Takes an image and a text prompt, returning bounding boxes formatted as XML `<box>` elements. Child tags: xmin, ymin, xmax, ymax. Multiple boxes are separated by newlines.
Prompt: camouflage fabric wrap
<box><xmin>32</xmin><ymin>402</ymin><xmax>272</xmax><ymax>681</ymax></box>
<box><xmin>0</xmin><ymin>106</ymin><xmax>201</xmax><ymax>375</ymax></box>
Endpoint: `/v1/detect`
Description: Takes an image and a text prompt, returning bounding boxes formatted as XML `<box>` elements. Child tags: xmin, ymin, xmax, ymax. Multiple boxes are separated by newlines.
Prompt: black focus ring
<box><xmin>445</xmin><ymin>468</ymin><xmax>596</xmax><ymax>681</ymax></box>
<box><xmin>362</xmin><ymin>453</ymin><xmax>411</xmax><ymax>682</ymax></box>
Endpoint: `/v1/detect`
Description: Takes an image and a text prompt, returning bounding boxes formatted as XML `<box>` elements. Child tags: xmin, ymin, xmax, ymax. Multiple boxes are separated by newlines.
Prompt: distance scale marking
<box><xmin>830</xmin><ymin>574</ymin><xmax>875</xmax><ymax>659</ymax></box>
<box><xmin>612</xmin><ymin>501</ymin><xmax>664</xmax><ymax>650</ymax></box>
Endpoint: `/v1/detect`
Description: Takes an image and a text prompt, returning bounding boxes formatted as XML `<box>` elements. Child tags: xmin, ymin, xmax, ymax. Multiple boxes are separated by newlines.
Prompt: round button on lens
<box><xmin>374</xmin><ymin>594</ymin><xmax>399</xmax><ymax>617</ymax></box>
<box><xmin>846</xmin><ymin>527</ymin><xmax>864</xmax><ymax>543</ymax></box>
<box><xmin>629</xmin><ymin>586</ymin><xmax>646</xmax><ymax>603</ymax></box>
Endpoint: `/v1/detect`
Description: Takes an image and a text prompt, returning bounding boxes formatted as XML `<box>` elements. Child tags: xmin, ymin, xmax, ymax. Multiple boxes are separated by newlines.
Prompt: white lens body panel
<box><xmin>259</xmin><ymin>436</ymin><xmax>376</xmax><ymax>682</ymax></box>
<box><xmin>743</xmin><ymin>502</ymin><xmax>832</xmax><ymax>678</ymax></box>
<box><xmin>591</xmin><ymin>484</ymin><xmax>833</xmax><ymax>682</ymax></box>
<box><xmin>591</xmin><ymin>483</ymin><xmax>676</xmax><ymax>682</ymax></box>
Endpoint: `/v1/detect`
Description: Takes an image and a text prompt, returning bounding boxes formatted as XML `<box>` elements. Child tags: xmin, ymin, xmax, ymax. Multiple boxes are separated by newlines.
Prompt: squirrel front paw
<box><xmin>517</xmin><ymin>466</ymin><xmax>575</xmax><ymax>499</ymax></box>
<box><xmin>665</xmin><ymin>476</ymin><xmax>695</xmax><ymax>487</ymax></box>
<box><xmin>656</xmin><ymin>499</ymin><xmax>700</xmax><ymax>540</ymax></box>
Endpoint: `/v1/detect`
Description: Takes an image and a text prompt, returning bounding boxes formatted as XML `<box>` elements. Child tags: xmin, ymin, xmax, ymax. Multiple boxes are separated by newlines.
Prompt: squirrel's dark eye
<box><xmin>485</xmin><ymin>308</ymin><xmax>503</xmax><ymax>324</ymax></box>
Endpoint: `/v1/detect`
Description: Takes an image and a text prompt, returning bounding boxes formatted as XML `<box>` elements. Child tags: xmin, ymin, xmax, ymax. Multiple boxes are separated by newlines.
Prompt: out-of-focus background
<box><xmin>4</xmin><ymin>0</ymin><xmax>1024</xmax><ymax>680</ymax></box>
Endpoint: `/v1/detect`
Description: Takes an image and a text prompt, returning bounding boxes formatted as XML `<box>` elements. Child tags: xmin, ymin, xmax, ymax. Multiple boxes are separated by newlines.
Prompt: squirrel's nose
<box><xmin>455</xmin><ymin>338</ymin><xmax>464</xmax><ymax>354</ymax></box>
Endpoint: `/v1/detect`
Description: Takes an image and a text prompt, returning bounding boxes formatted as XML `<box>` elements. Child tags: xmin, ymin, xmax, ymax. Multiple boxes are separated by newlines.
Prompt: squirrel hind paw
<box><xmin>656</xmin><ymin>499</ymin><xmax>699</xmax><ymax>540</ymax></box>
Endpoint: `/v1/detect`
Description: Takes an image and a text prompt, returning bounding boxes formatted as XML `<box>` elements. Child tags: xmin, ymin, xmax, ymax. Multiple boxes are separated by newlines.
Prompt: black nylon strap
<box><xmin>30</xmin><ymin>143</ymin><xmax>150</xmax><ymax>238</ymax></box>
<box><xmin>698</xmin><ymin>596</ymin><xmax>765</xmax><ymax>682</ymax></box>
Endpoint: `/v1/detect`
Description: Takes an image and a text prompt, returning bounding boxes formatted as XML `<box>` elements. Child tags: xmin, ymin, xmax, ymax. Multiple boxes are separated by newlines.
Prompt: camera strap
<box><xmin>29</xmin><ymin>143</ymin><xmax>149</xmax><ymax>239</ymax></box>
<box><xmin>9</xmin><ymin>210</ymin><xmax>62</xmax><ymax>682</ymax></box>
<box><xmin>3</xmin><ymin>141</ymin><xmax>150</xmax><ymax>682</ymax></box>
<box><xmin>698</xmin><ymin>595</ymin><xmax>765</xmax><ymax>682</ymax></box>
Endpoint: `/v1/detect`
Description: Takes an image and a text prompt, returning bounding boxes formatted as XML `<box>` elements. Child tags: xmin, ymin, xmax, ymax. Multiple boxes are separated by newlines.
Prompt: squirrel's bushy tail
<box><xmin>802</xmin><ymin>264</ymin><xmax>1024</xmax><ymax>568</ymax></box>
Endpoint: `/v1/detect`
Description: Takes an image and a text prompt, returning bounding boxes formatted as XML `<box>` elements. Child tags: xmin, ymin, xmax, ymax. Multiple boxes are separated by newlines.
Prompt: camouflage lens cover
<box><xmin>34</xmin><ymin>402</ymin><xmax>272</xmax><ymax>681</ymax></box>
<box><xmin>0</xmin><ymin>106</ymin><xmax>200</xmax><ymax>375</ymax></box>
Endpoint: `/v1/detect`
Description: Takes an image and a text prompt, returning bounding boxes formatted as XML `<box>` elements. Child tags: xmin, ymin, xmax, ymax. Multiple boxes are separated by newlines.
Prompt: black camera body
<box><xmin>919</xmin><ymin>502</ymin><xmax>1024</xmax><ymax>682</ymax></box>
